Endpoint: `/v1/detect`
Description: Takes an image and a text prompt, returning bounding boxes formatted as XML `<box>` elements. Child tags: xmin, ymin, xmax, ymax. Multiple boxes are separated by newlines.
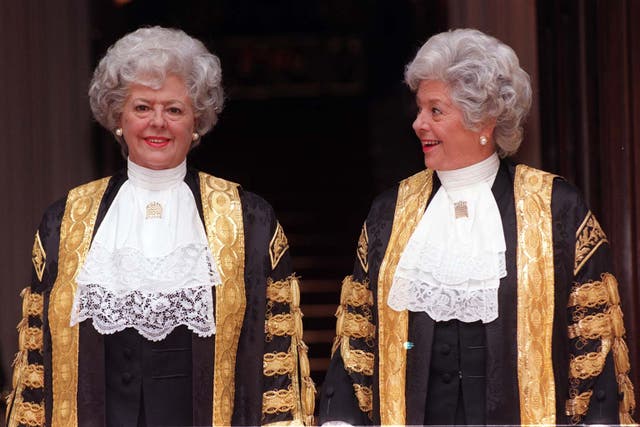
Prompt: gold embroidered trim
<box><xmin>603</xmin><ymin>276</ymin><xmax>636</xmax><ymax>423</ymax></box>
<box><xmin>569</xmin><ymin>339</ymin><xmax>611</xmax><ymax>379</ymax></box>
<box><xmin>514</xmin><ymin>165</ymin><xmax>557</xmax><ymax>425</ymax></box>
<box><xmin>565</xmin><ymin>390</ymin><xmax>593</xmax><ymax>417</ymax></box>
<box><xmin>568</xmin><ymin>312</ymin><xmax>613</xmax><ymax>340</ymax></box>
<box><xmin>568</xmin><ymin>277</ymin><xmax>610</xmax><ymax>308</ymax></box>
<box><xmin>263</xmin><ymin>386</ymin><xmax>296</xmax><ymax>415</ymax></box>
<box><xmin>264</xmin><ymin>274</ymin><xmax>315</xmax><ymax>425</ymax></box>
<box><xmin>31</xmin><ymin>231</ymin><xmax>46</xmax><ymax>282</ymax></box>
<box><xmin>21</xmin><ymin>364</ymin><xmax>45</xmax><ymax>389</ymax></box>
<box><xmin>20</xmin><ymin>328</ymin><xmax>42</xmax><ymax>351</ymax></box>
<box><xmin>574</xmin><ymin>211</ymin><xmax>608</xmax><ymax>275</ymax></box>
<box><xmin>8</xmin><ymin>289</ymin><xmax>45</xmax><ymax>427</ymax></box>
<box><xmin>357</xmin><ymin>223</ymin><xmax>369</xmax><ymax>273</ymax></box>
<box><xmin>23</xmin><ymin>291</ymin><xmax>43</xmax><ymax>318</ymax></box>
<box><xmin>340</xmin><ymin>276</ymin><xmax>373</xmax><ymax>308</ymax></box>
<box><xmin>264</xmin><ymin>352</ymin><xmax>295</xmax><ymax>376</ymax></box>
<box><xmin>13</xmin><ymin>402</ymin><xmax>45</xmax><ymax>427</ymax></box>
<box><xmin>353</xmin><ymin>384</ymin><xmax>373</xmax><ymax>415</ymax></box>
<box><xmin>266</xmin><ymin>313</ymin><xmax>296</xmax><ymax>337</ymax></box>
<box><xmin>341</xmin><ymin>339</ymin><xmax>374</xmax><ymax>375</ymax></box>
<box><xmin>269</xmin><ymin>221</ymin><xmax>289</xmax><ymax>270</ymax></box>
<box><xmin>267</xmin><ymin>278</ymin><xmax>293</xmax><ymax>304</ymax></box>
<box><xmin>377</xmin><ymin>170</ymin><xmax>433</xmax><ymax>424</ymax></box>
<box><xmin>336</xmin><ymin>310</ymin><xmax>375</xmax><ymax>339</ymax></box>
<box><xmin>49</xmin><ymin>176</ymin><xmax>109</xmax><ymax>427</ymax></box>
<box><xmin>199</xmin><ymin>172</ymin><xmax>246</xmax><ymax>426</ymax></box>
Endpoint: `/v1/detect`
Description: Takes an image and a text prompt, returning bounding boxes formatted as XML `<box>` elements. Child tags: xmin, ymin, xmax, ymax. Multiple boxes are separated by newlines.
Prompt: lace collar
<box><xmin>70</xmin><ymin>162</ymin><xmax>221</xmax><ymax>341</ymax></box>
<box><xmin>388</xmin><ymin>153</ymin><xmax>507</xmax><ymax>323</ymax></box>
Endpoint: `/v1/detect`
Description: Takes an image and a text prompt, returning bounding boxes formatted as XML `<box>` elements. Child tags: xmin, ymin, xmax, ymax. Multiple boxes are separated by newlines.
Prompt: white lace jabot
<box><xmin>388</xmin><ymin>153</ymin><xmax>506</xmax><ymax>323</ymax></box>
<box><xmin>71</xmin><ymin>158</ymin><xmax>222</xmax><ymax>341</ymax></box>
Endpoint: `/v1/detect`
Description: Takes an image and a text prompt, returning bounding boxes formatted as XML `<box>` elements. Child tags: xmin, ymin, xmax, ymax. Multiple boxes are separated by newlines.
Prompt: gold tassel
<box><xmin>340</xmin><ymin>337</ymin><xmax>352</xmax><ymax>370</ymax></box>
<box><xmin>16</xmin><ymin>317</ymin><xmax>27</xmax><ymax>334</ymax></box>
<box><xmin>301</xmin><ymin>376</ymin><xmax>316</xmax><ymax>426</ymax></box>
<box><xmin>608</xmin><ymin>305</ymin><xmax>626</xmax><ymax>337</ymax></box>
<box><xmin>335</xmin><ymin>305</ymin><xmax>344</xmax><ymax>336</ymax></box>
<box><xmin>612</xmin><ymin>338</ymin><xmax>631</xmax><ymax>375</ymax></box>
<box><xmin>21</xmin><ymin>287</ymin><xmax>31</xmax><ymax>317</ymax></box>
<box><xmin>603</xmin><ymin>273</ymin><xmax>620</xmax><ymax>305</ymax></box>
<box><xmin>294</xmin><ymin>309</ymin><xmax>304</xmax><ymax>340</ymax></box>
<box><xmin>290</xmin><ymin>276</ymin><xmax>300</xmax><ymax>309</ymax></box>
<box><xmin>618</xmin><ymin>374</ymin><xmax>636</xmax><ymax>413</ymax></box>
<box><xmin>619</xmin><ymin>412</ymin><xmax>635</xmax><ymax>425</ymax></box>
<box><xmin>298</xmin><ymin>342</ymin><xmax>310</xmax><ymax>378</ymax></box>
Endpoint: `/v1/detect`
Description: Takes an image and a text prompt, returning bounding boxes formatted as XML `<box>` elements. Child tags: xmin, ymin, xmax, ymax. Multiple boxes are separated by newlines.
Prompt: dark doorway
<box><xmin>90</xmin><ymin>0</ymin><xmax>446</xmax><ymax>390</ymax></box>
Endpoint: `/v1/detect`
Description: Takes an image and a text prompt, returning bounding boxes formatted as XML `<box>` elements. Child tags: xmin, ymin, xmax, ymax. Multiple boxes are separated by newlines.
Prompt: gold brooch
<box><xmin>454</xmin><ymin>201</ymin><xmax>468</xmax><ymax>219</ymax></box>
<box><xmin>145</xmin><ymin>201</ymin><xmax>163</xmax><ymax>219</ymax></box>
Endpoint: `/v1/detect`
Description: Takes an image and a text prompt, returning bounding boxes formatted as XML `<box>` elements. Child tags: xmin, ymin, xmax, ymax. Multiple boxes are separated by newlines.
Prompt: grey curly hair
<box><xmin>405</xmin><ymin>28</ymin><xmax>531</xmax><ymax>157</ymax></box>
<box><xmin>89</xmin><ymin>26</ymin><xmax>224</xmax><ymax>153</ymax></box>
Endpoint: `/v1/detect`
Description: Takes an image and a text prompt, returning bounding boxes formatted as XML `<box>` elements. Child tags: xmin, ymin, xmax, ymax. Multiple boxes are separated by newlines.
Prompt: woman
<box><xmin>6</xmin><ymin>26</ymin><xmax>314</xmax><ymax>427</ymax></box>
<box><xmin>319</xmin><ymin>28</ymin><xmax>634</xmax><ymax>425</ymax></box>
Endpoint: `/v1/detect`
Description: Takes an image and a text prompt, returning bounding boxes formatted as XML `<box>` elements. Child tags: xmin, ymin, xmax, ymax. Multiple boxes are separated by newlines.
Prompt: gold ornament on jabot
<box><xmin>145</xmin><ymin>201</ymin><xmax>163</xmax><ymax>219</ymax></box>
<box><xmin>454</xmin><ymin>201</ymin><xmax>469</xmax><ymax>219</ymax></box>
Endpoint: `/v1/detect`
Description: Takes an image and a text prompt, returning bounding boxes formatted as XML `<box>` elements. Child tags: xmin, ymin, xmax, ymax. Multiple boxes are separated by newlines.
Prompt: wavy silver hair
<box><xmin>89</xmin><ymin>26</ymin><xmax>224</xmax><ymax>152</ymax></box>
<box><xmin>405</xmin><ymin>28</ymin><xmax>531</xmax><ymax>157</ymax></box>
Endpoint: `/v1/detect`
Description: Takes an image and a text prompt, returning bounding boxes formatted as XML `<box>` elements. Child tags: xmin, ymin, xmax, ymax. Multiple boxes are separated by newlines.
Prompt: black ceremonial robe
<box><xmin>6</xmin><ymin>168</ymin><xmax>315</xmax><ymax>427</ymax></box>
<box><xmin>319</xmin><ymin>160</ymin><xmax>635</xmax><ymax>425</ymax></box>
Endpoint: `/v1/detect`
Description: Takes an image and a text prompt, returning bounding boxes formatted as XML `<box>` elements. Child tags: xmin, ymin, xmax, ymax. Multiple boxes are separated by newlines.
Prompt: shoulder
<box><xmin>67</xmin><ymin>176</ymin><xmax>113</xmax><ymax>197</ymax></box>
<box><xmin>39</xmin><ymin>175</ymin><xmax>114</xmax><ymax>226</ymax></box>
<box><xmin>512</xmin><ymin>162</ymin><xmax>589</xmax><ymax>218</ymax></box>
<box><xmin>366</xmin><ymin>170</ymin><xmax>433</xmax><ymax>225</ymax></box>
<box><xmin>239</xmin><ymin>188</ymin><xmax>277</xmax><ymax>220</ymax></box>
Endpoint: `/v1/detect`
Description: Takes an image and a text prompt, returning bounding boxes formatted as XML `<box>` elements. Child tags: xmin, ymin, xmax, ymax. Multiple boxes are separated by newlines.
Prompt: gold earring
<box><xmin>480</xmin><ymin>135</ymin><xmax>488</xmax><ymax>146</ymax></box>
<box><xmin>192</xmin><ymin>132</ymin><xmax>200</xmax><ymax>141</ymax></box>
<box><xmin>115</xmin><ymin>128</ymin><xmax>123</xmax><ymax>137</ymax></box>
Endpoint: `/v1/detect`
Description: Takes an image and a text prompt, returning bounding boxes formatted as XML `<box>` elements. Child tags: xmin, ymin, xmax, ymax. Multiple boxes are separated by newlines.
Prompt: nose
<box><xmin>412</xmin><ymin>110</ymin><xmax>429</xmax><ymax>134</ymax></box>
<box><xmin>150</xmin><ymin>106</ymin><xmax>166</xmax><ymax>128</ymax></box>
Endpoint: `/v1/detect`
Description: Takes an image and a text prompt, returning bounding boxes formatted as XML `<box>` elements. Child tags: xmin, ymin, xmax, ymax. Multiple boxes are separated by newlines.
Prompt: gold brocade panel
<box><xmin>514</xmin><ymin>165</ymin><xmax>557</xmax><ymax>425</ymax></box>
<box><xmin>49</xmin><ymin>177</ymin><xmax>110</xmax><ymax>427</ymax></box>
<box><xmin>377</xmin><ymin>170</ymin><xmax>433</xmax><ymax>425</ymax></box>
<box><xmin>199</xmin><ymin>173</ymin><xmax>246</xmax><ymax>426</ymax></box>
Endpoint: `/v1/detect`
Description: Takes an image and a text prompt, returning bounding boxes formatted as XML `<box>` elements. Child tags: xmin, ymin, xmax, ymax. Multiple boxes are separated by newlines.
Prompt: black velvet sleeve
<box><xmin>551</xmin><ymin>179</ymin><xmax>635</xmax><ymax>424</ymax></box>
<box><xmin>318</xmin><ymin>187</ymin><xmax>399</xmax><ymax>426</ymax></box>
<box><xmin>233</xmin><ymin>190</ymin><xmax>315</xmax><ymax>426</ymax></box>
<box><xmin>6</xmin><ymin>196</ymin><xmax>66</xmax><ymax>427</ymax></box>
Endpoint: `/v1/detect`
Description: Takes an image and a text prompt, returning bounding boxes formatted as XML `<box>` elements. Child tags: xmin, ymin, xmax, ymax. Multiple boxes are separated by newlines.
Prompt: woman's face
<box><xmin>412</xmin><ymin>80</ymin><xmax>495</xmax><ymax>171</ymax></box>
<box><xmin>120</xmin><ymin>74</ymin><xmax>196</xmax><ymax>170</ymax></box>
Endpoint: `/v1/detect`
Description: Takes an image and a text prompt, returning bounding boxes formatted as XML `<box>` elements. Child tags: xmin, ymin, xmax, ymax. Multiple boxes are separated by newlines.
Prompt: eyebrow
<box><xmin>131</xmin><ymin>97</ymin><xmax>187</xmax><ymax>106</ymax></box>
<box><xmin>416</xmin><ymin>94</ymin><xmax>451</xmax><ymax>107</ymax></box>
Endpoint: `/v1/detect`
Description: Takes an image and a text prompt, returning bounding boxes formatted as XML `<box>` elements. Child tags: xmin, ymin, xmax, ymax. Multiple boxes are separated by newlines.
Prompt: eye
<box><xmin>167</xmin><ymin>107</ymin><xmax>183</xmax><ymax>115</ymax></box>
<box><xmin>431</xmin><ymin>107</ymin><xmax>442</xmax><ymax>115</ymax></box>
<box><xmin>134</xmin><ymin>104</ymin><xmax>150</xmax><ymax>112</ymax></box>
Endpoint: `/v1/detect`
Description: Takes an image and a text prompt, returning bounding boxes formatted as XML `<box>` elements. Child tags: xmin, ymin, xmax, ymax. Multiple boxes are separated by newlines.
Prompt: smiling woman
<box><xmin>318</xmin><ymin>28</ymin><xmax>635</xmax><ymax>426</ymax></box>
<box><xmin>6</xmin><ymin>26</ymin><xmax>315</xmax><ymax>427</ymax></box>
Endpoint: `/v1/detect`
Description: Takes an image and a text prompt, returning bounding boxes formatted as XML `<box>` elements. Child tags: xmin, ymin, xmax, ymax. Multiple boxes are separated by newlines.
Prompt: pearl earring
<box><xmin>115</xmin><ymin>128</ymin><xmax>123</xmax><ymax>137</ymax></box>
<box><xmin>192</xmin><ymin>132</ymin><xmax>200</xmax><ymax>141</ymax></box>
<box><xmin>480</xmin><ymin>135</ymin><xmax>488</xmax><ymax>146</ymax></box>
